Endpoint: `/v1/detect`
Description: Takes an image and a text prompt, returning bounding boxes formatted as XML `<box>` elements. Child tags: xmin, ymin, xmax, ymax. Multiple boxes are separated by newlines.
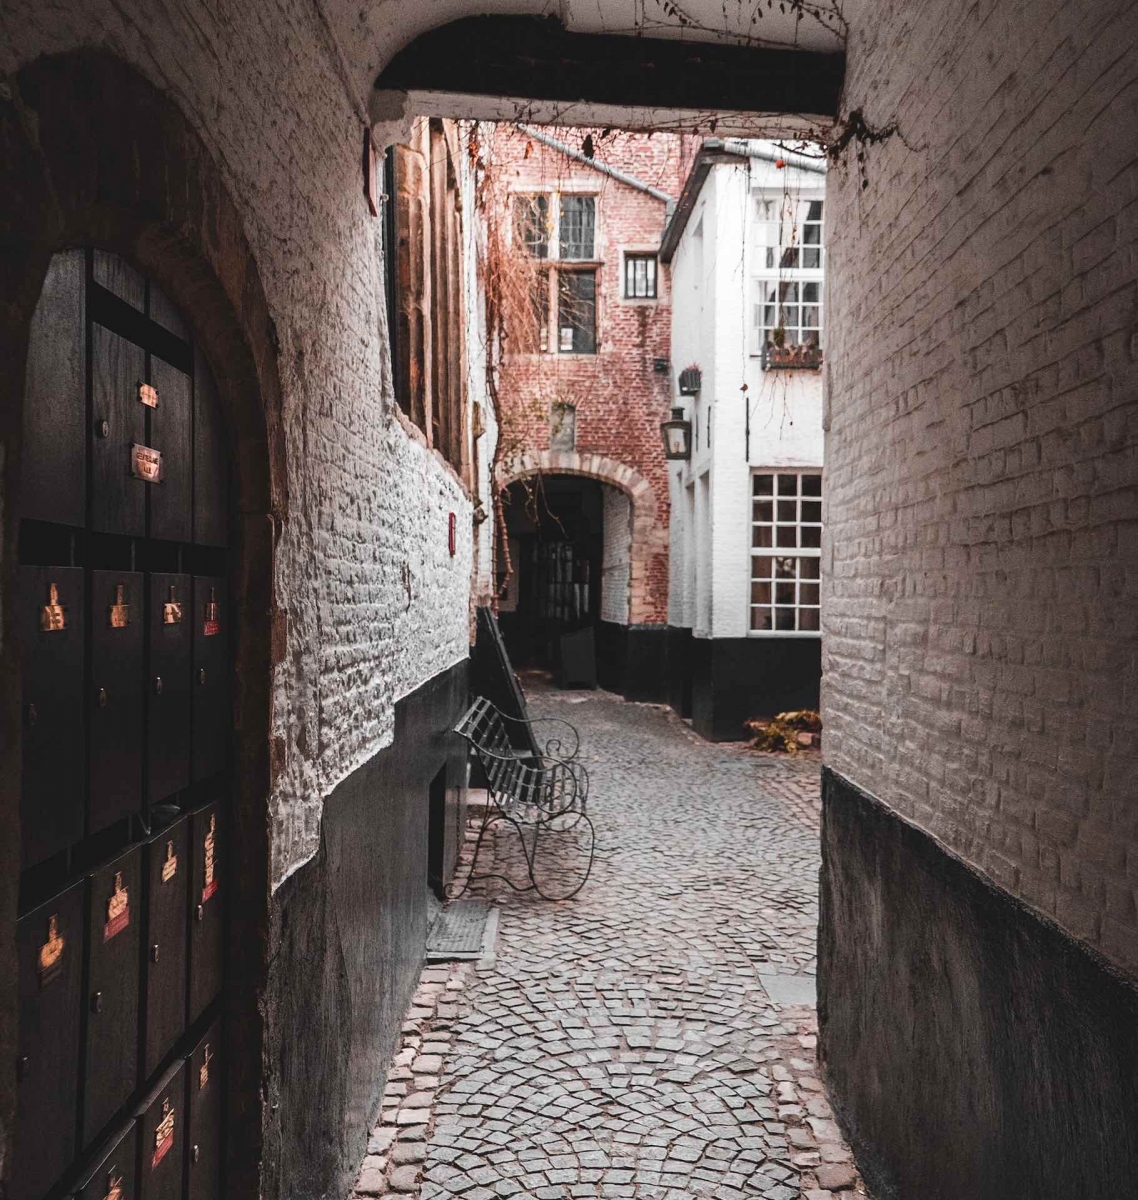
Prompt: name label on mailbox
<box><xmin>109</xmin><ymin>584</ymin><xmax>130</xmax><ymax>628</ymax></box>
<box><xmin>199</xmin><ymin>1044</ymin><xmax>213</xmax><ymax>1091</ymax></box>
<box><xmin>202</xmin><ymin>815</ymin><xmax>218</xmax><ymax>904</ymax></box>
<box><xmin>41</xmin><ymin>582</ymin><xmax>66</xmax><ymax>631</ymax></box>
<box><xmin>38</xmin><ymin>914</ymin><xmax>65</xmax><ymax>988</ymax></box>
<box><xmin>152</xmin><ymin>1098</ymin><xmax>175</xmax><ymax>1168</ymax></box>
<box><xmin>131</xmin><ymin>443</ymin><xmax>163</xmax><ymax>483</ymax></box>
<box><xmin>161</xmin><ymin>840</ymin><xmax>178</xmax><ymax>883</ymax></box>
<box><xmin>103</xmin><ymin>1171</ymin><xmax>124</xmax><ymax>1200</ymax></box>
<box><xmin>139</xmin><ymin>383</ymin><xmax>158</xmax><ymax>409</ymax></box>
<box><xmin>103</xmin><ymin>871</ymin><xmax>131</xmax><ymax>942</ymax></box>
<box><xmin>163</xmin><ymin>583</ymin><xmax>183</xmax><ymax>626</ymax></box>
<box><xmin>203</xmin><ymin>588</ymin><xmax>221</xmax><ymax>637</ymax></box>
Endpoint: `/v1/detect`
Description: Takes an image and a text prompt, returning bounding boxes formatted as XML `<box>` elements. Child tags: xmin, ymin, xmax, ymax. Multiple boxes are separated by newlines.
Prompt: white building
<box><xmin>660</xmin><ymin>140</ymin><xmax>826</xmax><ymax>740</ymax></box>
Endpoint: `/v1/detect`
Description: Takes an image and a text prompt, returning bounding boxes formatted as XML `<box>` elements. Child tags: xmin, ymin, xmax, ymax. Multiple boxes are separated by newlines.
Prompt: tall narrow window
<box><xmin>514</xmin><ymin>194</ymin><xmax>550</xmax><ymax>258</ymax></box>
<box><xmin>559</xmin><ymin>196</ymin><xmax>596</xmax><ymax>260</ymax></box>
<box><xmin>749</xmin><ymin>471</ymin><xmax>822</xmax><ymax>633</ymax></box>
<box><xmin>753</xmin><ymin>193</ymin><xmax>825</xmax><ymax>361</ymax></box>
<box><xmin>624</xmin><ymin>253</ymin><xmax>658</xmax><ymax>299</ymax></box>
<box><xmin>558</xmin><ymin>271</ymin><xmax>597</xmax><ymax>354</ymax></box>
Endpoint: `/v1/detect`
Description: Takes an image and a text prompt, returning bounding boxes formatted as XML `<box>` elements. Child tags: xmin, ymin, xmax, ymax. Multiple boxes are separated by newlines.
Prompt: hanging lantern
<box><xmin>660</xmin><ymin>408</ymin><xmax>692</xmax><ymax>460</ymax></box>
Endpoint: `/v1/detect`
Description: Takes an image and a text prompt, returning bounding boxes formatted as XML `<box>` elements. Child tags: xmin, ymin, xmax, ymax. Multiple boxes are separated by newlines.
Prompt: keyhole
<box><xmin>154</xmin><ymin>676</ymin><xmax>163</xmax><ymax>695</ymax></box>
<box><xmin>96</xmin><ymin>419</ymin><xmax>110</xmax><ymax>438</ymax></box>
<box><xmin>91</xmin><ymin>991</ymin><xmax>103</xmax><ymax>1014</ymax></box>
<box><xmin>98</xmin><ymin>687</ymin><xmax>108</xmax><ymax>708</ymax></box>
<box><xmin>150</xmin><ymin>943</ymin><xmax>160</xmax><ymax>963</ymax></box>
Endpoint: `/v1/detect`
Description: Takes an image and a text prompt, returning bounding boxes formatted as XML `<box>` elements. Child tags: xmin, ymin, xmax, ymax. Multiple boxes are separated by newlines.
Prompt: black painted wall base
<box><xmin>819</xmin><ymin>768</ymin><xmax>1138</xmax><ymax>1199</ymax></box>
<box><xmin>686</xmin><ymin>635</ymin><xmax>821</xmax><ymax>741</ymax></box>
<box><xmin>265</xmin><ymin>661</ymin><xmax>468</xmax><ymax>1200</ymax></box>
<box><xmin>596</xmin><ymin>622</ymin><xmax>669</xmax><ymax>703</ymax></box>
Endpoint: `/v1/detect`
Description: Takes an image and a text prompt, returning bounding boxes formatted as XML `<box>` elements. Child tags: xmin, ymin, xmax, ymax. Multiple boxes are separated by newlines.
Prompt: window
<box><xmin>509</xmin><ymin>191</ymin><xmax>599</xmax><ymax>355</ymax></box>
<box><xmin>558</xmin><ymin>271</ymin><xmax>597</xmax><ymax>354</ymax></box>
<box><xmin>624</xmin><ymin>253</ymin><xmax>658</xmax><ymax>299</ymax></box>
<box><xmin>558</xmin><ymin>195</ymin><xmax>596</xmax><ymax>259</ymax></box>
<box><xmin>752</xmin><ymin>195</ymin><xmax>824</xmax><ymax>357</ymax></box>
<box><xmin>749</xmin><ymin>471</ymin><xmax>822</xmax><ymax>634</ymax></box>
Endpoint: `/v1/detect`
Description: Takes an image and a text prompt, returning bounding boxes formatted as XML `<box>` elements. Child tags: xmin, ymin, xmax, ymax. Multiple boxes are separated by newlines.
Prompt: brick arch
<box><xmin>498</xmin><ymin>449</ymin><xmax>665</xmax><ymax>625</ymax></box>
<box><xmin>0</xmin><ymin>49</ymin><xmax>282</xmax><ymax>1198</ymax></box>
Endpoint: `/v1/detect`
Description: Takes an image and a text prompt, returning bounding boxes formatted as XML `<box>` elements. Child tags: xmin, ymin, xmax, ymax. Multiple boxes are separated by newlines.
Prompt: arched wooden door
<box><xmin>13</xmin><ymin>249</ymin><xmax>231</xmax><ymax>1200</ymax></box>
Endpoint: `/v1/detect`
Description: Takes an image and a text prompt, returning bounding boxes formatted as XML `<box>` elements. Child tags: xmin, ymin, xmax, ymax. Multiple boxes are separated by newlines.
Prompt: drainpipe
<box><xmin>720</xmin><ymin>138</ymin><xmax>828</xmax><ymax>176</ymax></box>
<box><xmin>517</xmin><ymin>125</ymin><xmax>677</xmax><ymax>207</ymax></box>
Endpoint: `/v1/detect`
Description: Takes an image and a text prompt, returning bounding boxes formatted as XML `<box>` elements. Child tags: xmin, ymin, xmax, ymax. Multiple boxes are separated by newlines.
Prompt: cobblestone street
<box><xmin>355</xmin><ymin>687</ymin><xmax>867</xmax><ymax>1200</ymax></box>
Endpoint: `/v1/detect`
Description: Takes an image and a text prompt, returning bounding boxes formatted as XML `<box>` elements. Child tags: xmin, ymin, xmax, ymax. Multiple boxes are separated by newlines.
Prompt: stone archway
<box><xmin>0</xmin><ymin>50</ymin><xmax>284</xmax><ymax>1199</ymax></box>
<box><xmin>497</xmin><ymin>448</ymin><xmax>666</xmax><ymax>626</ymax></box>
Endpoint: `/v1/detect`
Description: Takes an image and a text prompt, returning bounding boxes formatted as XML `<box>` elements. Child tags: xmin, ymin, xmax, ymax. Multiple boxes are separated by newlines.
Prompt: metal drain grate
<box><xmin>426</xmin><ymin>900</ymin><xmax>494</xmax><ymax>961</ymax></box>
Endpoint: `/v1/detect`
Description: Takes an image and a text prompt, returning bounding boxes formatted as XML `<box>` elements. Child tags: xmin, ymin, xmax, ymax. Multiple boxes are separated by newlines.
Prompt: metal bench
<box><xmin>453</xmin><ymin>696</ymin><xmax>595</xmax><ymax>901</ymax></box>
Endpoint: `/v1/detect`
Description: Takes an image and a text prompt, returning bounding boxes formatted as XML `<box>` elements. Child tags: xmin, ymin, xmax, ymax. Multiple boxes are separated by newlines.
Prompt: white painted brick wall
<box><xmin>601</xmin><ymin>486</ymin><xmax>632</xmax><ymax>624</ymax></box>
<box><xmin>825</xmin><ymin>0</ymin><xmax>1138</xmax><ymax>972</ymax></box>
<box><xmin>2</xmin><ymin>0</ymin><xmax>473</xmax><ymax>887</ymax></box>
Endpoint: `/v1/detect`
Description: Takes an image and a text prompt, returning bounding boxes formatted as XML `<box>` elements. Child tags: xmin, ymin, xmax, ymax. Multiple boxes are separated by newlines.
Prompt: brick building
<box><xmin>1</xmin><ymin>5</ymin><xmax>1137</xmax><ymax>1200</ymax></box>
<box><xmin>481</xmin><ymin>123</ymin><xmax>695</xmax><ymax>697</ymax></box>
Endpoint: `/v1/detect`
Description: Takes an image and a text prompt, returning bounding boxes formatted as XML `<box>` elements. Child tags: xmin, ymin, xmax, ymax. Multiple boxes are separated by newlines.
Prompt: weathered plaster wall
<box><xmin>0</xmin><ymin>0</ymin><xmax>474</xmax><ymax>889</ymax></box>
<box><xmin>823</xmin><ymin>0</ymin><xmax>1138</xmax><ymax>972</ymax></box>
<box><xmin>601</xmin><ymin>485</ymin><xmax>632</xmax><ymax>623</ymax></box>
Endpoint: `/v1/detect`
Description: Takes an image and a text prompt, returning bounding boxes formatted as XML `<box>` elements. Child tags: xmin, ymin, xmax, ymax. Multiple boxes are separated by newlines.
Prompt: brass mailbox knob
<box><xmin>150</xmin><ymin>943</ymin><xmax>160</xmax><ymax>963</ymax></box>
<box><xmin>91</xmin><ymin>991</ymin><xmax>103</xmax><ymax>1014</ymax></box>
<box><xmin>154</xmin><ymin>676</ymin><xmax>163</xmax><ymax>695</ymax></box>
<box><xmin>26</xmin><ymin>702</ymin><xmax>37</xmax><ymax>727</ymax></box>
<box><xmin>96</xmin><ymin>419</ymin><xmax>110</xmax><ymax>438</ymax></box>
<box><xmin>198</xmin><ymin>668</ymin><xmax>206</xmax><ymax>686</ymax></box>
<box><xmin>192</xmin><ymin>1145</ymin><xmax>201</xmax><ymax>1164</ymax></box>
<box><xmin>17</xmin><ymin>1055</ymin><xmax>30</xmax><ymax>1081</ymax></box>
<box><xmin>196</xmin><ymin>904</ymin><xmax>204</xmax><ymax>922</ymax></box>
<box><xmin>98</xmin><ymin>687</ymin><xmax>108</xmax><ymax>708</ymax></box>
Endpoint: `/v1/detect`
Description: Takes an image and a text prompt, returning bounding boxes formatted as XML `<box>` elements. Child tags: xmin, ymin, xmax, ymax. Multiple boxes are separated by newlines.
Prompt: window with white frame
<box><xmin>513</xmin><ymin>192</ymin><xmax>599</xmax><ymax>354</ymax></box>
<box><xmin>624</xmin><ymin>252</ymin><xmax>658</xmax><ymax>299</ymax></box>
<box><xmin>752</xmin><ymin>195</ymin><xmax>824</xmax><ymax>356</ymax></box>
<box><xmin>749</xmin><ymin>471</ymin><xmax>822</xmax><ymax>633</ymax></box>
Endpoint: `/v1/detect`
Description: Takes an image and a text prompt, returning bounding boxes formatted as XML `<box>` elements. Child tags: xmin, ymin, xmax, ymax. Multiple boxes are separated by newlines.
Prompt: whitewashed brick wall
<box><xmin>601</xmin><ymin>486</ymin><xmax>632</xmax><ymax>624</ymax></box>
<box><xmin>1</xmin><ymin>0</ymin><xmax>473</xmax><ymax>887</ymax></box>
<box><xmin>824</xmin><ymin>0</ymin><xmax>1138</xmax><ymax>972</ymax></box>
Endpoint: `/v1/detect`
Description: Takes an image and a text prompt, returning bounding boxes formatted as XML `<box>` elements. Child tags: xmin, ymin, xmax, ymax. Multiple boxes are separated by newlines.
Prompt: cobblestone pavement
<box><xmin>354</xmin><ymin>688</ymin><xmax>867</xmax><ymax>1200</ymax></box>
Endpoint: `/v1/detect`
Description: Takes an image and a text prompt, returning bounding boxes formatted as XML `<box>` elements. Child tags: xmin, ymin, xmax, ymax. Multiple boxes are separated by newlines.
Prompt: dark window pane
<box><xmin>801</xmin><ymin>474</ymin><xmax>822</xmax><ymax>496</ymax></box>
<box><xmin>777</xmin><ymin>500</ymin><xmax>797</xmax><ymax>522</ymax></box>
<box><xmin>801</xmin><ymin>584</ymin><xmax>820</xmax><ymax>606</ymax></box>
<box><xmin>776</xmin><ymin>582</ymin><xmax>795</xmax><ymax>604</ymax></box>
<box><xmin>801</xmin><ymin>525</ymin><xmax>822</xmax><ymax>548</ymax></box>
<box><xmin>802</xmin><ymin>500</ymin><xmax>822</xmax><ymax>523</ymax></box>
<box><xmin>559</xmin><ymin>196</ymin><xmax>595</xmax><ymax>259</ymax></box>
<box><xmin>801</xmin><ymin>557</ymin><xmax>820</xmax><ymax>580</ymax></box>
<box><xmin>775</xmin><ymin>557</ymin><xmax>796</xmax><ymax>579</ymax></box>
<box><xmin>800</xmin><ymin>607</ymin><xmax>820</xmax><ymax>631</ymax></box>
<box><xmin>775</xmin><ymin>607</ymin><xmax>796</xmax><ymax>630</ymax></box>
<box><xmin>803</xmin><ymin>282</ymin><xmax>821</xmax><ymax>303</ymax></box>
<box><xmin>751</xmin><ymin>581</ymin><xmax>772</xmax><ymax>604</ymax></box>
<box><xmin>777</xmin><ymin>475</ymin><xmax>798</xmax><ymax>496</ymax></box>
<box><xmin>558</xmin><ymin>270</ymin><xmax>597</xmax><ymax>354</ymax></box>
<box><xmin>752</xmin><ymin>556</ymin><xmax>773</xmax><ymax>579</ymax></box>
<box><xmin>776</xmin><ymin>525</ymin><xmax>798</xmax><ymax>547</ymax></box>
<box><xmin>751</xmin><ymin>608</ymin><xmax>773</xmax><ymax>631</ymax></box>
<box><xmin>753</xmin><ymin>525</ymin><xmax>772</xmax><ymax>548</ymax></box>
<box><xmin>515</xmin><ymin>194</ymin><xmax>549</xmax><ymax>258</ymax></box>
<box><xmin>755</xmin><ymin>500</ymin><xmax>773</xmax><ymax>523</ymax></box>
<box><xmin>754</xmin><ymin>474</ymin><xmax>774</xmax><ymax>496</ymax></box>
<box><xmin>803</xmin><ymin>247</ymin><xmax>821</xmax><ymax>269</ymax></box>
<box><xmin>807</xmin><ymin>199</ymin><xmax>824</xmax><ymax>222</ymax></box>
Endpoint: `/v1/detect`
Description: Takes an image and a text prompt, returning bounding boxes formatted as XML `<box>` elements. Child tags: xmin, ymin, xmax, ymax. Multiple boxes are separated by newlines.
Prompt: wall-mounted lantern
<box><xmin>678</xmin><ymin>365</ymin><xmax>702</xmax><ymax>395</ymax></box>
<box><xmin>660</xmin><ymin>408</ymin><xmax>693</xmax><ymax>460</ymax></box>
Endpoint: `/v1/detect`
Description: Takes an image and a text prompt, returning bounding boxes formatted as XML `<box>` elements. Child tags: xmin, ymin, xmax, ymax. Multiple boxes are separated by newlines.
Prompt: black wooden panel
<box><xmin>20</xmin><ymin>565</ymin><xmax>85</xmax><ymax>866</ymax></box>
<box><xmin>191</xmin><ymin>578</ymin><xmax>228</xmax><ymax>782</ymax></box>
<box><xmin>142</xmin><ymin>817</ymin><xmax>189</xmax><ymax>1078</ymax></box>
<box><xmin>90</xmin><ymin>570</ymin><xmax>144</xmax><ymax>835</ymax></box>
<box><xmin>83</xmin><ymin>845</ymin><xmax>142</xmax><ymax>1147</ymax></box>
<box><xmin>148</xmin><ymin>573</ymin><xmax>192</xmax><ymax>804</ymax></box>
<box><xmin>135</xmin><ymin>1061</ymin><xmax>185</xmax><ymax>1200</ymax></box>
<box><xmin>91</xmin><ymin>324</ymin><xmax>146</xmax><ymax>537</ymax></box>
<box><xmin>94</xmin><ymin>250</ymin><xmax>145</xmax><ymax>311</ymax></box>
<box><xmin>74</xmin><ymin>1119</ymin><xmax>139</xmax><ymax>1200</ymax></box>
<box><xmin>149</xmin><ymin>356</ymin><xmax>191</xmax><ymax>543</ymax></box>
<box><xmin>22</xmin><ymin>248</ymin><xmax>86</xmax><ymax>526</ymax></box>
<box><xmin>148</xmin><ymin>284</ymin><xmax>190</xmax><ymax>342</ymax></box>
<box><xmin>185</xmin><ymin>1018</ymin><xmax>222</xmax><ymax>1200</ymax></box>
<box><xmin>188</xmin><ymin>802</ymin><xmax>223</xmax><ymax>1024</ymax></box>
<box><xmin>12</xmin><ymin>881</ymin><xmax>84</xmax><ymax>1200</ymax></box>
<box><xmin>192</xmin><ymin>351</ymin><xmax>228</xmax><ymax>548</ymax></box>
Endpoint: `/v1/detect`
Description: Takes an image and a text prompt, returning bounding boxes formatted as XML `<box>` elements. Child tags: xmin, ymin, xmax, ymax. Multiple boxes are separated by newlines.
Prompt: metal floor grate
<box><xmin>426</xmin><ymin>900</ymin><xmax>494</xmax><ymax>961</ymax></box>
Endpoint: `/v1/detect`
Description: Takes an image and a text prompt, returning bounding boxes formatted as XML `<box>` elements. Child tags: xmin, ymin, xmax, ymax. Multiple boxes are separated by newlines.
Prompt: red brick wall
<box><xmin>486</xmin><ymin>126</ymin><xmax>697</xmax><ymax>625</ymax></box>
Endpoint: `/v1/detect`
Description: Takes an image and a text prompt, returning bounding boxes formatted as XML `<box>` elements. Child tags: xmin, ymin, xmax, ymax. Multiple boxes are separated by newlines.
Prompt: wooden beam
<box><xmin>375</xmin><ymin>16</ymin><xmax>844</xmax><ymax>120</ymax></box>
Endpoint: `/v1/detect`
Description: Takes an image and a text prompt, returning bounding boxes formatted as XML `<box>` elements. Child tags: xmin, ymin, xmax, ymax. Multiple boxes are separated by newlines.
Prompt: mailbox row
<box><xmin>21</xmin><ymin>568</ymin><xmax>228</xmax><ymax>868</ymax></box>
<box><xmin>69</xmin><ymin>1027</ymin><xmax>222</xmax><ymax>1200</ymax></box>
<box><xmin>12</xmin><ymin>803</ymin><xmax>224</xmax><ymax>1200</ymax></box>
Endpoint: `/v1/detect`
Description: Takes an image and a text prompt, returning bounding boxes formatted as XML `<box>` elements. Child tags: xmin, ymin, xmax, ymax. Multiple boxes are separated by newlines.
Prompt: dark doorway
<box><xmin>426</xmin><ymin>766</ymin><xmax>448</xmax><ymax>900</ymax></box>
<box><xmin>497</xmin><ymin>476</ymin><xmax>604</xmax><ymax>677</ymax></box>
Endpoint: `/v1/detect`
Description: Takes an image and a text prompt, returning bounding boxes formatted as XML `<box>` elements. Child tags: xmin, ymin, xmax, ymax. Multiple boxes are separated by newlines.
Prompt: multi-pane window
<box><xmin>624</xmin><ymin>253</ymin><xmax>658</xmax><ymax>299</ymax></box>
<box><xmin>513</xmin><ymin>192</ymin><xmax>599</xmax><ymax>355</ymax></box>
<box><xmin>749</xmin><ymin>472</ymin><xmax>822</xmax><ymax>633</ymax></box>
<box><xmin>752</xmin><ymin>194</ymin><xmax>824</xmax><ymax>357</ymax></box>
<box><xmin>558</xmin><ymin>271</ymin><xmax>597</xmax><ymax>354</ymax></box>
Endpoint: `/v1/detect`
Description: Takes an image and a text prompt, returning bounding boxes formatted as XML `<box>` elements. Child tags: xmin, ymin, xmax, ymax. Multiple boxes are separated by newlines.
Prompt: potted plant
<box><xmin>678</xmin><ymin>364</ymin><xmax>702</xmax><ymax>395</ymax></box>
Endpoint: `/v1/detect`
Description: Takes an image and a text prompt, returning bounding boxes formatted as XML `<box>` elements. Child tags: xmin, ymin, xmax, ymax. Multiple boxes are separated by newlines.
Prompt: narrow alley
<box><xmin>357</xmin><ymin>687</ymin><xmax>865</xmax><ymax>1200</ymax></box>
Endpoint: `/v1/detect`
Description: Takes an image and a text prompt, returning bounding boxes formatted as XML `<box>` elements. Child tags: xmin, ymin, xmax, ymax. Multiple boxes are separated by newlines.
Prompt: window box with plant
<box><xmin>752</xmin><ymin>193</ymin><xmax>824</xmax><ymax>369</ymax></box>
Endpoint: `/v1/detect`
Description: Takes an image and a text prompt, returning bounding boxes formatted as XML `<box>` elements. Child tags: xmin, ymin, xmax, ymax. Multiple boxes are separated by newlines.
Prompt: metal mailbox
<box><xmin>187</xmin><ymin>802</ymin><xmax>224</xmax><ymax>1025</ymax></box>
<box><xmin>90</xmin><ymin>570</ymin><xmax>144</xmax><ymax>835</ymax></box>
<box><xmin>73</xmin><ymin>1120</ymin><xmax>139</xmax><ymax>1200</ymax></box>
<box><xmin>149</xmin><ymin>356</ymin><xmax>192</xmax><ymax>543</ymax></box>
<box><xmin>91</xmin><ymin>324</ymin><xmax>147</xmax><ymax>537</ymax></box>
<box><xmin>142</xmin><ymin>816</ymin><xmax>189</xmax><ymax>1078</ymax></box>
<box><xmin>185</xmin><ymin>1019</ymin><xmax>222</xmax><ymax>1200</ymax></box>
<box><xmin>135</xmin><ymin>1060</ymin><xmax>185</xmax><ymax>1200</ymax></box>
<box><xmin>147</xmin><ymin>573</ymin><xmax>192</xmax><ymax>803</ymax></box>
<box><xmin>191</xmin><ymin>578</ymin><xmax>228</xmax><ymax>782</ymax></box>
<box><xmin>21</xmin><ymin>564</ymin><xmax>85</xmax><ymax>866</ymax></box>
<box><xmin>83</xmin><ymin>845</ymin><xmax>142</xmax><ymax>1147</ymax></box>
<box><xmin>12</xmin><ymin>880</ymin><xmax>85</xmax><ymax>1200</ymax></box>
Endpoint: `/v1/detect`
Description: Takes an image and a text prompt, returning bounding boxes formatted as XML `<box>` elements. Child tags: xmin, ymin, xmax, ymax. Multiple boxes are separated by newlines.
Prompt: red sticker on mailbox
<box><xmin>201</xmin><ymin>814</ymin><xmax>218</xmax><ymax>904</ymax></box>
<box><xmin>103</xmin><ymin>871</ymin><xmax>130</xmax><ymax>942</ymax></box>
<box><xmin>152</xmin><ymin>1098</ymin><xmax>175</xmax><ymax>1167</ymax></box>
